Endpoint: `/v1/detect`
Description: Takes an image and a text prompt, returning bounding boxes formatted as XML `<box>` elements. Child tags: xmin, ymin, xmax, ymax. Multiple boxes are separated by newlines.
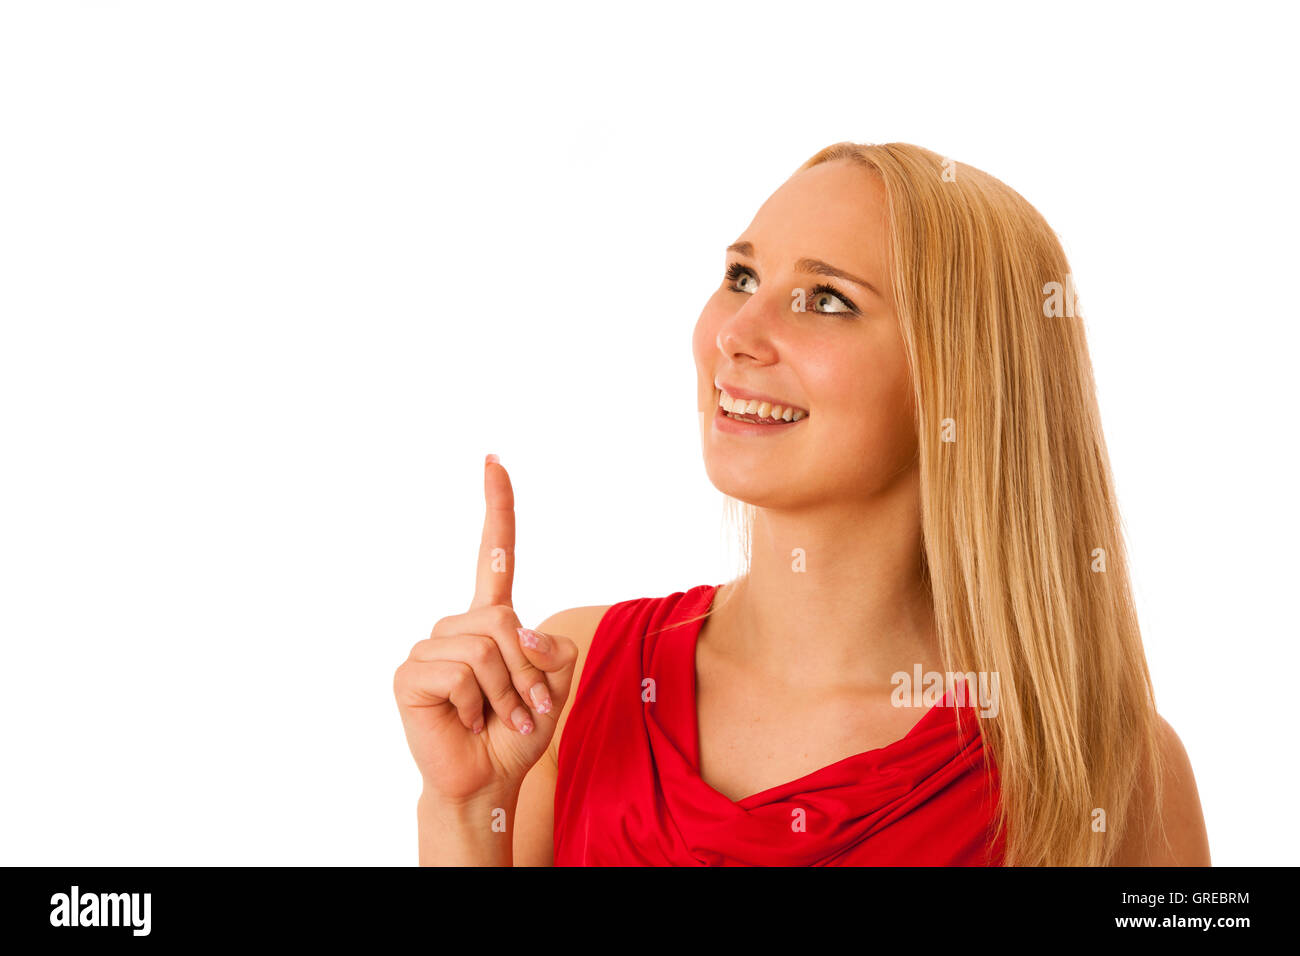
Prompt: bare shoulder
<box><xmin>1112</xmin><ymin>714</ymin><xmax>1212</xmax><ymax>866</ymax></box>
<box><xmin>510</xmin><ymin>603</ymin><xmax>611</xmax><ymax>867</ymax></box>
<box><xmin>535</xmin><ymin>603</ymin><xmax>613</xmax><ymax>765</ymax></box>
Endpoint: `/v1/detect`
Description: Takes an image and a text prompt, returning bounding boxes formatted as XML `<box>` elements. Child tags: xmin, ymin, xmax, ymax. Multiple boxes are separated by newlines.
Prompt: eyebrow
<box><xmin>726</xmin><ymin>241</ymin><xmax>884</xmax><ymax>300</ymax></box>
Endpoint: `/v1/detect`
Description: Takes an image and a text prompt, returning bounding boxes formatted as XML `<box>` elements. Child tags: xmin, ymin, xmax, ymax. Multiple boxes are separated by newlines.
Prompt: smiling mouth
<box><xmin>716</xmin><ymin>387</ymin><xmax>809</xmax><ymax>425</ymax></box>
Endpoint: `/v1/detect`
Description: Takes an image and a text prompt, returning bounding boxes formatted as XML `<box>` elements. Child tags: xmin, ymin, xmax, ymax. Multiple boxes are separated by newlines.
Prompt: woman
<box><xmin>394</xmin><ymin>141</ymin><xmax>1212</xmax><ymax>866</ymax></box>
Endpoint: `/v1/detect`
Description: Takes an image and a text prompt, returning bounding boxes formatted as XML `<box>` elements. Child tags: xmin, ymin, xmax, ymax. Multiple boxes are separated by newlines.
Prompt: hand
<box><xmin>394</xmin><ymin>455</ymin><xmax>578</xmax><ymax>804</ymax></box>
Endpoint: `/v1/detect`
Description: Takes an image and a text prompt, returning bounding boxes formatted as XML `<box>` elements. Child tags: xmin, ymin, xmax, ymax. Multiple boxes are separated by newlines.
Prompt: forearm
<box><xmin>417</xmin><ymin>788</ymin><xmax>519</xmax><ymax>866</ymax></box>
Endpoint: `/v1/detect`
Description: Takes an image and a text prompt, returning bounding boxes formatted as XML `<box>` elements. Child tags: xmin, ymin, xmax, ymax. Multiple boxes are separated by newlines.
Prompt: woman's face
<box><xmin>693</xmin><ymin>159</ymin><xmax>919</xmax><ymax>511</ymax></box>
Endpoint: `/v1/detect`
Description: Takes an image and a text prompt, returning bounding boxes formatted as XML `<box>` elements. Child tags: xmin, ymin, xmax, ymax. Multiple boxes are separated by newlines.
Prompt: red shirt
<box><xmin>554</xmin><ymin>584</ymin><xmax>1005</xmax><ymax>865</ymax></box>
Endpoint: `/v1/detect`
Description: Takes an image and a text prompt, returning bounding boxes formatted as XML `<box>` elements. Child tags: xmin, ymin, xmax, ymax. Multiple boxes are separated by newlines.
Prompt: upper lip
<box><xmin>715</xmin><ymin>380</ymin><xmax>809</xmax><ymax>415</ymax></box>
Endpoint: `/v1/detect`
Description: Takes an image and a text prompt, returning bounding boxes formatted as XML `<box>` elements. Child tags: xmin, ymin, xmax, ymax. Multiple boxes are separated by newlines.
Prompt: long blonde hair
<box><xmin>697</xmin><ymin>142</ymin><xmax>1167</xmax><ymax>866</ymax></box>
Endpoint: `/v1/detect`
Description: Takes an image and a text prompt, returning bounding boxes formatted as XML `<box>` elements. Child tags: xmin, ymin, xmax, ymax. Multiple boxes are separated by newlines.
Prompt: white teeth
<box><xmin>717</xmin><ymin>389</ymin><xmax>807</xmax><ymax>422</ymax></box>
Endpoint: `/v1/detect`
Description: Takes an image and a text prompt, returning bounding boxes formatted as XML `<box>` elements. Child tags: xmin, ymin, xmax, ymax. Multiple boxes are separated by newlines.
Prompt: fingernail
<box><xmin>517</xmin><ymin>626</ymin><xmax>548</xmax><ymax>651</ymax></box>
<box><xmin>485</xmin><ymin>453</ymin><xmax>500</xmax><ymax>466</ymax></box>
<box><xmin>512</xmin><ymin>706</ymin><xmax>533</xmax><ymax>734</ymax></box>
<box><xmin>472</xmin><ymin>719</ymin><xmax>484</xmax><ymax>734</ymax></box>
<box><xmin>529</xmin><ymin>682</ymin><xmax>552</xmax><ymax>715</ymax></box>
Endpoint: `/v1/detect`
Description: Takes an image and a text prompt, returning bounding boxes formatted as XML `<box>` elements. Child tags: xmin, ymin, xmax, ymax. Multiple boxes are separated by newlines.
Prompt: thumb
<box><xmin>516</xmin><ymin>626</ymin><xmax>579</xmax><ymax>701</ymax></box>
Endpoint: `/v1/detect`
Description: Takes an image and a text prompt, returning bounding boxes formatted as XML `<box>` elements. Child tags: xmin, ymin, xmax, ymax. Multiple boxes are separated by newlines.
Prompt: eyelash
<box><xmin>723</xmin><ymin>262</ymin><xmax>860</xmax><ymax>316</ymax></box>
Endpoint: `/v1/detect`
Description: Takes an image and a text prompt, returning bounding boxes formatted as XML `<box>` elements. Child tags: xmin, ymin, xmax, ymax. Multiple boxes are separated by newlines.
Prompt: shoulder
<box><xmin>535</xmin><ymin>604</ymin><xmax>614</xmax><ymax>766</ymax></box>
<box><xmin>1112</xmin><ymin>714</ymin><xmax>1211</xmax><ymax>866</ymax></box>
<box><xmin>537</xmin><ymin>603</ymin><xmax>615</xmax><ymax>642</ymax></box>
<box><xmin>534</xmin><ymin>586</ymin><xmax>712</xmax><ymax>765</ymax></box>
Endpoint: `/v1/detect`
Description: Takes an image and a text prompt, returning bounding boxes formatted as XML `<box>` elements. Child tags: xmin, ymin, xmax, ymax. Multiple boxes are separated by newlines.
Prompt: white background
<box><xmin>1</xmin><ymin>1</ymin><xmax>1295</xmax><ymax>865</ymax></box>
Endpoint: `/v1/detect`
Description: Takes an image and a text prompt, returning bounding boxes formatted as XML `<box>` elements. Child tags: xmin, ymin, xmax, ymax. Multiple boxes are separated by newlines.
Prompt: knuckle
<box><xmin>490</xmin><ymin>604</ymin><xmax>517</xmax><ymax>631</ymax></box>
<box><xmin>452</xmin><ymin>663</ymin><xmax>477</xmax><ymax>694</ymax></box>
<box><xmin>468</xmin><ymin>634</ymin><xmax>497</xmax><ymax>666</ymax></box>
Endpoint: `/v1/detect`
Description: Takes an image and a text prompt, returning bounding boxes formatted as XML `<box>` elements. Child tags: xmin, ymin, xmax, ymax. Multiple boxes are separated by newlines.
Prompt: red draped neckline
<box><xmin>553</xmin><ymin>583</ymin><xmax>1005</xmax><ymax>865</ymax></box>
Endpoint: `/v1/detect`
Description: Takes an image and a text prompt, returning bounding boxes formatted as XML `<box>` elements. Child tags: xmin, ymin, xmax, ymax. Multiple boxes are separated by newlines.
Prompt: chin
<box><xmin>701</xmin><ymin>458</ymin><xmax>792</xmax><ymax>508</ymax></box>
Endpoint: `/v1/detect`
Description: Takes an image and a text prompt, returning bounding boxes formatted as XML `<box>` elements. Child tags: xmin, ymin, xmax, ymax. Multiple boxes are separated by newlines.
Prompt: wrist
<box><xmin>419</xmin><ymin>784</ymin><xmax>518</xmax><ymax>820</ymax></box>
<box><xmin>417</xmin><ymin>811</ymin><xmax>515</xmax><ymax>866</ymax></box>
<box><xmin>418</xmin><ymin>785</ymin><xmax>522</xmax><ymax>866</ymax></box>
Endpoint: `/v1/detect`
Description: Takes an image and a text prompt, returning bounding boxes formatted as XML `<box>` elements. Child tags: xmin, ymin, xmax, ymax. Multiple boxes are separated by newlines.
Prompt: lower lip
<box><xmin>712</xmin><ymin>399</ymin><xmax>808</xmax><ymax>435</ymax></box>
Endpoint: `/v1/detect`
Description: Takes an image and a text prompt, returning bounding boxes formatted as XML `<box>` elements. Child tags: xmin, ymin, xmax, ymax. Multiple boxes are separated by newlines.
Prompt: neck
<box><xmin>711</xmin><ymin>475</ymin><xmax>940</xmax><ymax>691</ymax></box>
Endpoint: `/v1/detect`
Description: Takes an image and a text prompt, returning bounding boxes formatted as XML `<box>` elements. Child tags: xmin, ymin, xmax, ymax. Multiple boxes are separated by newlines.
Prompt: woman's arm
<box><xmin>418</xmin><ymin>786</ymin><xmax>518</xmax><ymax>866</ymax></box>
<box><xmin>1112</xmin><ymin>714</ymin><xmax>1212</xmax><ymax>865</ymax></box>
<box><xmin>511</xmin><ymin>604</ymin><xmax>611</xmax><ymax>866</ymax></box>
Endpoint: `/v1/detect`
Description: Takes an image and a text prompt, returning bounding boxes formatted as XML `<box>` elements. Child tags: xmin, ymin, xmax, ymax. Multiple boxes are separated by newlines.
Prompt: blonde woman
<box><xmin>394</xmin><ymin>141</ymin><xmax>1211</xmax><ymax>866</ymax></box>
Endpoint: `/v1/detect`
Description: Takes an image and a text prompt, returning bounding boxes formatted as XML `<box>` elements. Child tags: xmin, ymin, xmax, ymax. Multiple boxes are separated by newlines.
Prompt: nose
<box><xmin>715</xmin><ymin>296</ymin><xmax>781</xmax><ymax>365</ymax></box>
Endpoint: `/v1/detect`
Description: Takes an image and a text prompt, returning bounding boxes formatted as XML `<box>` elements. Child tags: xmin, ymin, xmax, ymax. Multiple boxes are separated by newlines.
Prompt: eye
<box><xmin>807</xmin><ymin>283</ymin><xmax>860</xmax><ymax>315</ymax></box>
<box><xmin>724</xmin><ymin>261</ymin><xmax>758</xmax><ymax>294</ymax></box>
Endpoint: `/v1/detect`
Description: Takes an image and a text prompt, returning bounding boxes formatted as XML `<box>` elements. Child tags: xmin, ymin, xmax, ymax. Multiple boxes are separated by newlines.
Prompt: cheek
<box><xmin>692</xmin><ymin>305</ymin><xmax>722</xmax><ymax>414</ymax></box>
<box><xmin>693</xmin><ymin>296</ymin><xmax>722</xmax><ymax>346</ymax></box>
<box><xmin>816</xmin><ymin>348</ymin><xmax>917</xmax><ymax>461</ymax></box>
<box><xmin>691</xmin><ymin>314</ymin><xmax>711</xmax><ymax>367</ymax></box>
<box><xmin>691</xmin><ymin>299</ymin><xmax>726</xmax><ymax>374</ymax></box>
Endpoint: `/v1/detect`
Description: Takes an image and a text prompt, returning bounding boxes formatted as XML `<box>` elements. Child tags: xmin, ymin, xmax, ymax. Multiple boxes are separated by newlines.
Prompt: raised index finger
<box><xmin>471</xmin><ymin>453</ymin><xmax>515</xmax><ymax>609</ymax></box>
